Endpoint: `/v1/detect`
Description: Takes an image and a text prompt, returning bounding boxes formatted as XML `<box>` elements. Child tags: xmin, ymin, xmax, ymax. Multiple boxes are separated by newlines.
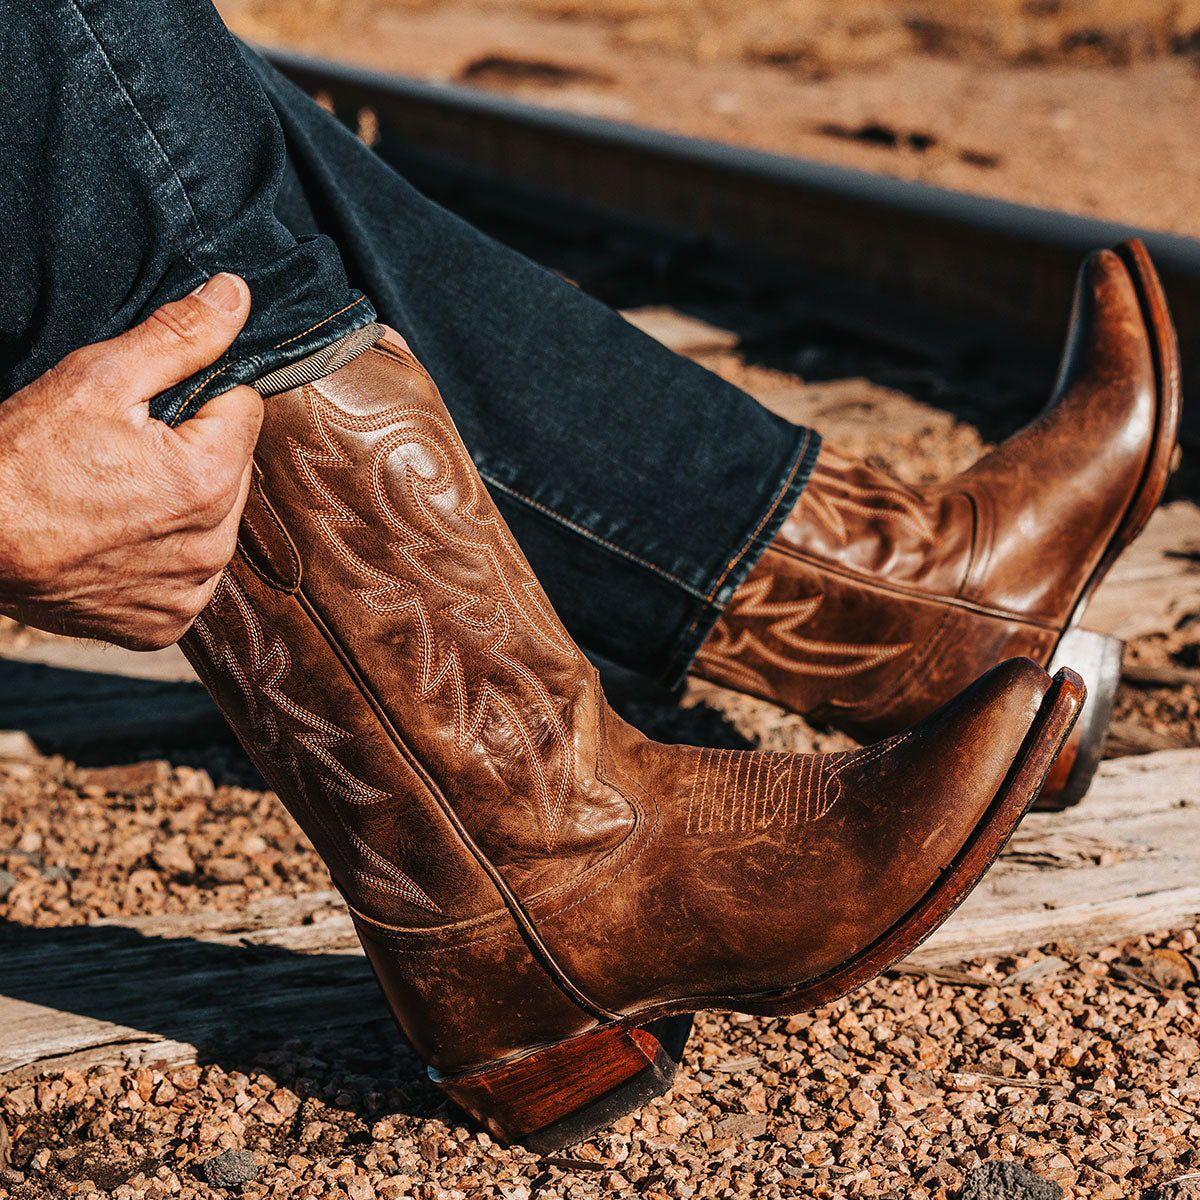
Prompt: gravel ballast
<box><xmin>1</xmin><ymin>740</ymin><xmax>1199</xmax><ymax>1198</ymax></box>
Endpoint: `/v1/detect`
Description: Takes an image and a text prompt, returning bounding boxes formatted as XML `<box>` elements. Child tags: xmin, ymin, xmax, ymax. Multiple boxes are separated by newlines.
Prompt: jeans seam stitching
<box><xmin>477</xmin><ymin>471</ymin><xmax>707</xmax><ymax>599</ymax></box>
<box><xmin>693</xmin><ymin>428</ymin><xmax>811</xmax><ymax>616</ymax></box>
<box><xmin>168</xmin><ymin>295</ymin><xmax>369</xmax><ymax>426</ymax></box>
<box><xmin>67</xmin><ymin>0</ymin><xmax>205</xmax><ymax>243</ymax></box>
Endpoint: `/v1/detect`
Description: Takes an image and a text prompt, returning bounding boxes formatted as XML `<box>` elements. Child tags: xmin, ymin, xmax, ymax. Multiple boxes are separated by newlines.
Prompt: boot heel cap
<box><xmin>432</xmin><ymin>1013</ymin><xmax>693</xmax><ymax>1151</ymax></box>
<box><xmin>1037</xmin><ymin>629</ymin><xmax>1123</xmax><ymax>810</ymax></box>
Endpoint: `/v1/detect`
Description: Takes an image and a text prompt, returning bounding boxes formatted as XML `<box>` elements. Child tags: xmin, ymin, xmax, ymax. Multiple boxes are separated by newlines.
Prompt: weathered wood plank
<box><xmin>1081</xmin><ymin>500</ymin><xmax>1200</xmax><ymax>640</ymax></box>
<box><xmin>907</xmin><ymin>748</ymin><xmax>1200</xmax><ymax>965</ymax></box>
<box><xmin>0</xmin><ymin>892</ymin><xmax>378</xmax><ymax>1081</ymax></box>
<box><xmin>2</xmin><ymin>750</ymin><xmax>1197</xmax><ymax>1080</ymax></box>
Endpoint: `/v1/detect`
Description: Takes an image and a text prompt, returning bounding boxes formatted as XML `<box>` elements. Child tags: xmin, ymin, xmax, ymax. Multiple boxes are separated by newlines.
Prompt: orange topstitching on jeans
<box><xmin>169</xmin><ymin>294</ymin><xmax>370</xmax><ymax>426</ymax></box>
<box><xmin>677</xmin><ymin>428</ymin><xmax>813</xmax><ymax>647</ymax></box>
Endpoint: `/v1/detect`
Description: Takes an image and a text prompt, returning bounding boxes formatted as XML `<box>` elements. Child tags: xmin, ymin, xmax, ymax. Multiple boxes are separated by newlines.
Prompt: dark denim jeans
<box><xmin>0</xmin><ymin>1</ymin><xmax>820</xmax><ymax>684</ymax></box>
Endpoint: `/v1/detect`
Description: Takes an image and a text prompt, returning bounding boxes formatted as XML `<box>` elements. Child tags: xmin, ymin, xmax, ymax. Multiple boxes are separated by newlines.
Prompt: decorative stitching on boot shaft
<box><xmin>289</xmin><ymin>362</ymin><xmax>592</xmax><ymax>854</ymax></box>
<box><xmin>191</xmin><ymin>575</ymin><xmax>441</xmax><ymax>914</ymax></box>
<box><xmin>695</xmin><ymin>574</ymin><xmax>913</xmax><ymax>690</ymax></box>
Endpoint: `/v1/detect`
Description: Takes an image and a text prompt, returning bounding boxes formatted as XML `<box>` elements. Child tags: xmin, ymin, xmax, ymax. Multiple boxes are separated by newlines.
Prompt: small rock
<box><xmin>201</xmin><ymin>1149</ymin><xmax>259</xmax><ymax>1188</ymax></box>
<box><xmin>711</xmin><ymin>1113</ymin><xmax>769</xmax><ymax>1141</ymax></box>
<box><xmin>75</xmin><ymin>760</ymin><xmax>170</xmax><ymax>795</ymax></box>
<box><xmin>1145</xmin><ymin>1174</ymin><xmax>1200</xmax><ymax>1200</ymax></box>
<box><xmin>1003</xmin><ymin>956</ymin><xmax>1068</xmax><ymax>987</ymax></box>
<box><xmin>152</xmin><ymin>841</ymin><xmax>195</xmax><ymax>877</ymax></box>
<box><xmin>961</xmin><ymin>1161</ymin><xmax>1063</xmax><ymax>1200</ymax></box>
<box><xmin>206</xmin><ymin>857</ymin><xmax>248</xmax><ymax>884</ymax></box>
<box><xmin>39</xmin><ymin>865</ymin><xmax>71</xmax><ymax>883</ymax></box>
<box><xmin>0</xmin><ymin>730</ymin><xmax>37</xmax><ymax>759</ymax></box>
<box><xmin>1146</xmin><ymin>949</ymin><xmax>1198</xmax><ymax>989</ymax></box>
<box><xmin>0</xmin><ymin>869</ymin><xmax>17</xmax><ymax>902</ymax></box>
<box><xmin>345</xmin><ymin>1175</ymin><xmax>375</xmax><ymax>1200</ymax></box>
<box><xmin>660</xmin><ymin>1113</ymin><xmax>689</xmax><ymax>1138</ymax></box>
<box><xmin>174</xmin><ymin>766</ymin><xmax>215</xmax><ymax>798</ymax></box>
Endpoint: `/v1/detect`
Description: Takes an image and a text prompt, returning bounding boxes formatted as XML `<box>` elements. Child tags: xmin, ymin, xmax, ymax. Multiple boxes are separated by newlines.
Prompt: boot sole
<box><xmin>433</xmin><ymin>667</ymin><xmax>1085</xmax><ymax>1147</ymax></box>
<box><xmin>1039</xmin><ymin>238</ymin><xmax>1181</xmax><ymax>807</ymax></box>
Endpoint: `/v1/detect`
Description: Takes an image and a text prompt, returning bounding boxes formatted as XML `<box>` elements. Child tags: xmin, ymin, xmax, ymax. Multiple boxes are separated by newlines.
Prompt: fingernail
<box><xmin>193</xmin><ymin>273</ymin><xmax>244</xmax><ymax>314</ymax></box>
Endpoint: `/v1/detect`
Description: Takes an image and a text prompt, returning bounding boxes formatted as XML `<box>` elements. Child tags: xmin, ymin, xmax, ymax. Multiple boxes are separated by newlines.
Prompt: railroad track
<box><xmin>267</xmin><ymin>46</ymin><xmax>1199</xmax><ymax>448</ymax></box>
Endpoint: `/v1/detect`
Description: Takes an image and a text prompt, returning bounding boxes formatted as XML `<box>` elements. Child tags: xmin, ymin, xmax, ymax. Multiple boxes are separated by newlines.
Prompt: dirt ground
<box><xmin>219</xmin><ymin>0</ymin><xmax>1200</xmax><ymax>238</ymax></box>
<box><xmin>2</xmin><ymin>683</ymin><xmax>1199</xmax><ymax>1200</ymax></box>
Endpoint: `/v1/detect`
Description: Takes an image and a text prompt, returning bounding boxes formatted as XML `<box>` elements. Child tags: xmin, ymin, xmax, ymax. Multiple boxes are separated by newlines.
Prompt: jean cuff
<box><xmin>151</xmin><ymin>289</ymin><xmax>378</xmax><ymax>426</ymax></box>
<box><xmin>657</xmin><ymin>425</ymin><xmax>822</xmax><ymax>690</ymax></box>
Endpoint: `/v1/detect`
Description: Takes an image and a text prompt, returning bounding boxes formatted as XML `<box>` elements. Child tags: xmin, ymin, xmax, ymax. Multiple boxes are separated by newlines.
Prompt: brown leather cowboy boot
<box><xmin>181</xmin><ymin>324</ymin><xmax>1083</xmax><ymax>1150</ymax></box>
<box><xmin>694</xmin><ymin>239</ymin><xmax>1179</xmax><ymax>810</ymax></box>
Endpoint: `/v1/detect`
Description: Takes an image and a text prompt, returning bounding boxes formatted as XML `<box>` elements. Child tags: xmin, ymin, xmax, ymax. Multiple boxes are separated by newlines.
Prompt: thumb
<box><xmin>79</xmin><ymin>273</ymin><xmax>253</xmax><ymax>409</ymax></box>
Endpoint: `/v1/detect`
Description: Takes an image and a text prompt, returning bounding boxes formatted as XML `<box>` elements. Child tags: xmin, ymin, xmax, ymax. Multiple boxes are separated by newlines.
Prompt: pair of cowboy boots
<box><xmin>181</xmin><ymin>239</ymin><xmax>1175</xmax><ymax>1149</ymax></box>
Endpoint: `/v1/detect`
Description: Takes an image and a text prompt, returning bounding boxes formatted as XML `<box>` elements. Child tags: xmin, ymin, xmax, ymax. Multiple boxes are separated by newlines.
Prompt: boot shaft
<box><xmin>182</xmin><ymin>331</ymin><xmax>624</xmax><ymax>1069</ymax></box>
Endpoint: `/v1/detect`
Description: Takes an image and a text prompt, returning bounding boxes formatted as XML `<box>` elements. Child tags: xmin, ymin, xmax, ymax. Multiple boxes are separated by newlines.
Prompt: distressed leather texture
<box><xmin>183</xmin><ymin>331</ymin><xmax>1057</xmax><ymax>1075</ymax></box>
<box><xmin>695</xmin><ymin>247</ymin><xmax>1168</xmax><ymax>738</ymax></box>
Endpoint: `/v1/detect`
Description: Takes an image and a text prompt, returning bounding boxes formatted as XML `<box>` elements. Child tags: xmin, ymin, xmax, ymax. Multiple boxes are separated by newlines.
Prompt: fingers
<box><xmin>168</xmin><ymin>381</ymin><xmax>261</xmax><ymax>512</ymax></box>
<box><xmin>118</xmin><ymin>447</ymin><xmax>252</xmax><ymax>650</ymax></box>
<box><xmin>173</xmin><ymin>382</ymin><xmax>264</xmax><ymax>464</ymax></box>
<box><xmin>53</xmin><ymin>274</ymin><xmax>252</xmax><ymax>410</ymax></box>
<box><xmin>186</xmin><ymin>456</ymin><xmax>255</xmax><ymax>577</ymax></box>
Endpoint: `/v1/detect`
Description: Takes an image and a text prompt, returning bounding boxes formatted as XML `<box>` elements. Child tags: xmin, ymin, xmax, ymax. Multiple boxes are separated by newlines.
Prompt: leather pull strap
<box><xmin>237</xmin><ymin>471</ymin><xmax>302</xmax><ymax>594</ymax></box>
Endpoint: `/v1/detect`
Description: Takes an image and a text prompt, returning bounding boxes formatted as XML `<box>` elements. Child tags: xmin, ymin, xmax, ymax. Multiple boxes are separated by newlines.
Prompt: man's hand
<box><xmin>0</xmin><ymin>273</ymin><xmax>264</xmax><ymax>649</ymax></box>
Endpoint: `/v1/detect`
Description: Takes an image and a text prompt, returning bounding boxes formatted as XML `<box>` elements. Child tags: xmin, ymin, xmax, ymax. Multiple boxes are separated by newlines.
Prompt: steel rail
<box><xmin>265</xmin><ymin>47</ymin><xmax>1199</xmax><ymax>440</ymax></box>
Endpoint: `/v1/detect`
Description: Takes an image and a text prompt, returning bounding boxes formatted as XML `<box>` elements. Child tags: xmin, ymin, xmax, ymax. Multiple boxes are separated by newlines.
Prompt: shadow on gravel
<box><xmin>0</xmin><ymin>918</ymin><xmax>446</xmax><ymax>1122</ymax></box>
<box><xmin>0</xmin><ymin>658</ymin><xmax>234</xmax><ymax>761</ymax></box>
<box><xmin>0</xmin><ymin>656</ymin><xmax>756</xmax><ymax>782</ymax></box>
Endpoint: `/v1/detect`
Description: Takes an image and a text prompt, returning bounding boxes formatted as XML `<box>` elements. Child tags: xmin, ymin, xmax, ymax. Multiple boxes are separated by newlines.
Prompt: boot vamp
<box><xmin>529</xmin><ymin>659</ymin><xmax>1049</xmax><ymax>1012</ymax></box>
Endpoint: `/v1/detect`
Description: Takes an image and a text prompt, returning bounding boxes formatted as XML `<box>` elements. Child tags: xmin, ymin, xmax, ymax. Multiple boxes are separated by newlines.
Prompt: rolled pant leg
<box><xmin>248</xmin><ymin>49</ymin><xmax>821</xmax><ymax>684</ymax></box>
<box><xmin>0</xmin><ymin>1</ymin><xmax>376</xmax><ymax>423</ymax></box>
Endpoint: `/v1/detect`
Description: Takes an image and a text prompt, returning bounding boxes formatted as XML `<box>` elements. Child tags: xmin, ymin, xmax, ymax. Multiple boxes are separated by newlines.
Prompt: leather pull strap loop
<box><xmin>237</xmin><ymin>471</ymin><xmax>302</xmax><ymax>594</ymax></box>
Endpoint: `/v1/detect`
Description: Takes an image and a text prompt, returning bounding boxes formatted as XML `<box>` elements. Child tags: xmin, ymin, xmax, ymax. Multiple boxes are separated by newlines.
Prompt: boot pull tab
<box><xmin>237</xmin><ymin>470</ymin><xmax>302</xmax><ymax>594</ymax></box>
